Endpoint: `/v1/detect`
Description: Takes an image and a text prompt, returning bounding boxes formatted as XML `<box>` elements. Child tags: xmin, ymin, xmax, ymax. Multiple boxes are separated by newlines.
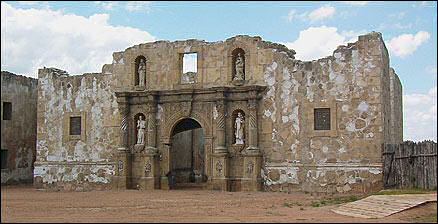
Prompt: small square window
<box><xmin>314</xmin><ymin>108</ymin><xmax>330</xmax><ymax>130</ymax></box>
<box><xmin>181</xmin><ymin>53</ymin><xmax>198</xmax><ymax>84</ymax></box>
<box><xmin>70</xmin><ymin>116</ymin><xmax>81</xmax><ymax>135</ymax></box>
<box><xmin>3</xmin><ymin>102</ymin><xmax>12</xmax><ymax>120</ymax></box>
<box><xmin>1</xmin><ymin>149</ymin><xmax>7</xmax><ymax>169</ymax></box>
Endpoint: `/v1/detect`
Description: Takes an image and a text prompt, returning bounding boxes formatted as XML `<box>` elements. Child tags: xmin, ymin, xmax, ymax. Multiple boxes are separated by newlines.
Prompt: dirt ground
<box><xmin>1</xmin><ymin>185</ymin><xmax>437</xmax><ymax>223</ymax></box>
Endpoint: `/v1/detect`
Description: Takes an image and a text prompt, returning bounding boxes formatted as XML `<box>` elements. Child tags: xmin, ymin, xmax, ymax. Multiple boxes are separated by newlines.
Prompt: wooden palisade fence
<box><xmin>383</xmin><ymin>141</ymin><xmax>437</xmax><ymax>190</ymax></box>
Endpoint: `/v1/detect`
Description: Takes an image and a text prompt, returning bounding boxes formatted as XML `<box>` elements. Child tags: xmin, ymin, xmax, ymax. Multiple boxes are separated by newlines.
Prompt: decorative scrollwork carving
<box><xmin>144</xmin><ymin>162</ymin><xmax>152</xmax><ymax>176</ymax></box>
<box><xmin>215</xmin><ymin>102</ymin><xmax>225</xmax><ymax>129</ymax></box>
<box><xmin>247</xmin><ymin>161</ymin><xmax>254</xmax><ymax>175</ymax></box>
<box><xmin>215</xmin><ymin>160</ymin><xmax>223</xmax><ymax>176</ymax></box>
<box><xmin>120</xmin><ymin>105</ymin><xmax>129</xmax><ymax>132</ymax></box>
<box><xmin>118</xmin><ymin>160</ymin><xmax>124</xmax><ymax>174</ymax></box>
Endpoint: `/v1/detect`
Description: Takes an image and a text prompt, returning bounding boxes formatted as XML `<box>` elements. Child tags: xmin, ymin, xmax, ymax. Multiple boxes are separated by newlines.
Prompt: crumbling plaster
<box><xmin>34</xmin><ymin>68</ymin><xmax>119</xmax><ymax>190</ymax></box>
<box><xmin>33</xmin><ymin>33</ymin><xmax>402</xmax><ymax>193</ymax></box>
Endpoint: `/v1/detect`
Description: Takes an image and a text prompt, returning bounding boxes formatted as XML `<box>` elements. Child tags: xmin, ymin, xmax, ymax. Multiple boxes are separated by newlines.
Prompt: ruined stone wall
<box><xmin>1</xmin><ymin>71</ymin><xmax>37</xmax><ymax>184</ymax></box>
<box><xmin>110</xmin><ymin>36</ymin><xmax>294</xmax><ymax>90</ymax></box>
<box><xmin>34</xmin><ymin>32</ymin><xmax>402</xmax><ymax>193</ymax></box>
<box><xmin>389</xmin><ymin>68</ymin><xmax>403</xmax><ymax>144</ymax></box>
<box><xmin>34</xmin><ymin>68</ymin><xmax>119</xmax><ymax>190</ymax></box>
<box><xmin>259</xmin><ymin>32</ymin><xmax>392</xmax><ymax>193</ymax></box>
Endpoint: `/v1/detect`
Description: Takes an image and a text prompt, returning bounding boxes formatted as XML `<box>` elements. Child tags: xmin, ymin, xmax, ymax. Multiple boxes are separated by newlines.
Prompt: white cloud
<box><xmin>340</xmin><ymin>1</ymin><xmax>369</xmax><ymax>6</ymax></box>
<box><xmin>125</xmin><ymin>1</ymin><xmax>151</xmax><ymax>12</ymax></box>
<box><xmin>413</xmin><ymin>1</ymin><xmax>436</xmax><ymax>8</ymax></box>
<box><xmin>287</xmin><ymin>10</ymin><xmax>296</xmax><ymax>23</ymax></box>
<box><xmin>403</xmin><ymin>86</ymin><xmax>437</xmax><ymax>141</ymax></box>
<box><xmin>1</xmin><ymin>2</ymin><xmax>155</xmax><ymax>77</ymax></box>
<box><xmin>284</xmin><ymin>26</ymin><xmax>366</xmax><ymax>61</ymax></box>
<box><xmin>389</xmin><ymin>12</ymin><xmax>406</xmax><ymax>20</ymax></box>
<box><xmin>387</xmin><ymin>31</ymin><xmax>430</xmax><ymax>58</ymax></box>
<box><xmin>17</xmin><ymin>1</ymin><xmax>49</xmax><ymax>6</ymax></box>
<box><xmin>308</xmin><ymin>5</ymin><xmax>336</xmax><ymax>22</ymax></box>
<box><xmin>95</xmin><ymin>1</ymin><xmax>118</xmax><ymax>11</ymax></box>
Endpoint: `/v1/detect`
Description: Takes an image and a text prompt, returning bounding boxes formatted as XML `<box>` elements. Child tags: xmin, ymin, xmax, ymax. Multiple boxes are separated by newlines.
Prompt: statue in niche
<box><xmin>137</xmin><ymin>115</ymin><xmax>146</xmax><ymax>145</ymax></box>
<box><xmin>234</xmin><ymin>112</ymin><xmax>245</xmax><ymax>145</ymax></box>
<box><xmin>138</xmin><ymin>58</ymin><xmax>146</xmax><ymax>87</ymax></box>
<box><xmin>234</xmin><ymin>53</ymin><xmax>244</xmax><ymax>81</ymax></box>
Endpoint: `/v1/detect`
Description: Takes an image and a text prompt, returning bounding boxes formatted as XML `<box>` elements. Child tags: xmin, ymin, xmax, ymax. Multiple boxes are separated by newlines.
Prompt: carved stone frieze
<box><xmin>118</xmin><ymin>160</ymin><xmax>124</xmax><ymax>174</ymax></box>
<box><xmin>144</xmin><ymin>162</ymin><xmax>152</xmax><ymax>176</ymax></box>
<box><xmin>215</xmin><ymin>160</ymin><xmax>223</xmax><ymax>176</ymax></box>
<box><xmin>247</xmin><ymin>161</ymin><xmax>254</xmax><ymax>175</ymax></box>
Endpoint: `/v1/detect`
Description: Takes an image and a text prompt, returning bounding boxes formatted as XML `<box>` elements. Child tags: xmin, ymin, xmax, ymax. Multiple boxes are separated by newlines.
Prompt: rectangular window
<box><xmin>181</xmin><ymin>53</ymin><xmax>198</xmax><ymax>84</ymax></box>
<box><xmin>314</xmin><ymin>108</ymin><xmax>331</xmax><ymax>130</ymax></box>
<box><xmin>69</xmin><ymin>116</ymin><xmax>82</xmax><ymax>135</ymax></box>
<box><xmin>1</xmin><ymin>149</ymin><xmax>7</xmax><ymax>169</ymax></box>
<box><xmin>3</xmin><ymin>102</ymin><xmax>12</xmax><ymax>120</ymax></box>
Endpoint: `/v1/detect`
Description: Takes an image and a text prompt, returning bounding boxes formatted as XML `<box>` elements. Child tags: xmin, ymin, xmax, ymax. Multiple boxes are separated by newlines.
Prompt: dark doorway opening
<box><xmin>170</xmin><ymin>118</ymin><xmax>206</xmax><ymax>189</ymax></box>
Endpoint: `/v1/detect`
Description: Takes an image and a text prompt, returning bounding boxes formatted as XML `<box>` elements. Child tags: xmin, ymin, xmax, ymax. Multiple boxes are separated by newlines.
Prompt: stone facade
<box><xmin>33</xmin><ymin>32</ymin><xmax>403</xmax><ymax>193</ymax></box>
<box><xmin>1</xmin><ymin>71</ymin><xmax>38</xmax><ymax>184</ymax></box>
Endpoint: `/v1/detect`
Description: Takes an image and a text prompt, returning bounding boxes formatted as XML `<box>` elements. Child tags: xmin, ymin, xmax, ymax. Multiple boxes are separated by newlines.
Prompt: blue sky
<box><xmin>1</xmin><ymin>1</ymin><xmax>437</xmax><ymax>141</ymax></box>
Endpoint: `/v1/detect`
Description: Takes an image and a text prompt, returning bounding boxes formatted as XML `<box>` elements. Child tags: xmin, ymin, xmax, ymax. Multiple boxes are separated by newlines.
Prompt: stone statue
<box><xmin>137</xmin><ymin>115</ymin><xmax>146</xmax><ymax>145</ymax></box>
<box><xmin>234</xmin><ymin>53</ymin><xmax>244</xmax><ymax>81</ymax></box>
<box><xmin>235</xmin><ymin>112</ymin><xmax>244</xmax><ymax>144</ymax></box>
<box><xmin>138</xmin><ymin>58</ymin><xmax>146</xmax><ymax>87</ymax></box>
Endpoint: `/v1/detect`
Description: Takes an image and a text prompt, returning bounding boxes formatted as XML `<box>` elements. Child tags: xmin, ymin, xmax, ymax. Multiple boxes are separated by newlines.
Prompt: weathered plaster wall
<box><xmin>259</xmin><ymin>32</ymin><xmax>391</xmax><ymax>193</ymax></box>
<box><xmin>34</xmin><ymin>68</ymin><xmax>119</xmax><ymax>190</ymax></box>
<box><xmin>35</xmin><ymin>32</ymin><xmax>402</xmax><ymax>193</ymax></box>
<box><xmin>1</xmin><ymin>71</ymin><xmax>37</xmax><ymax>184</ymax></box>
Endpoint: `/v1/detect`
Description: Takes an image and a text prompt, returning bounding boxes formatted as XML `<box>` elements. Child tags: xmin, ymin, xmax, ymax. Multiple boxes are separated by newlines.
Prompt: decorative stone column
<box><xmin>241</xmin><ymin>96</ymin><xmax>262</xmax><ymax>191</ymax></box>
<box><xmin>145</xmin><ymin>96</ymin><xmax>158</xmax><ymax>153</ymax></box>
<box><xmin>214</xmin><ymin>100</ymin><xmax>227</xmax><ymax>153</ymax></box>
<box><xmin>118</xmin><ymin>96</ymin><xmax>130</xmax><ymax>150</ymax></box>
<box><xmin>137</xmin><ymin>150</ymin><xmax>159</xmax><ymax>190</ymax></box>
<box><xmin>136</xmin><ymin>94</ymin><xmax>159</xmax><ymax>190</ymax></box>
<box><xmin>211</xmin><ymin>98</ymin><xmax>229</xmax><ymax>191</ymax></box>
<box><xmin>245</xmin><ymin>99</ymin><xmax>259</xmax><ymax>151</ymax></box>
<box><xmin>241</xmin><ymin>150</ymin><xmax>262</xmax><ymax>191</ymax></box>
<box><xmin>160</xmin><ymin>142</ymin><xmax>172</xmax><ymax>190</ymax></box>
<box><xmin>114</xmin><ymin>95</ymin><xmax>131</xmax><ymax>190</ymax></box>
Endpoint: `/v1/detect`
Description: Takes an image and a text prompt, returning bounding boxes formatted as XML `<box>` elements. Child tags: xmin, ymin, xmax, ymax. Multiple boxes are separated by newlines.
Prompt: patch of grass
<box><xmin>374</xmin><ymin>188</ymin><xmax>436</xmax><ymax>196</ymax></box>
<box><xmin>283</xmin><ymin>201</ymin><xmax>303</xmax><ymax>207</ymax></box>
<box><xmin>311</xmin><ymin>195</ymin><xmax>359</xmax><ymax>207</ymax></box>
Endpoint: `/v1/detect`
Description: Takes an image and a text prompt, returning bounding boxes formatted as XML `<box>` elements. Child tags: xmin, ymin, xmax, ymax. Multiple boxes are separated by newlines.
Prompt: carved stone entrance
<box><xmin>169</xmin><ymin>118</ymin><xmax>206</xmax><ymax>189</ymax></box>
<box><xmin>113</xmin><ymin>86</ymin><xmax>266</xmax><ymax>191</ymax></box>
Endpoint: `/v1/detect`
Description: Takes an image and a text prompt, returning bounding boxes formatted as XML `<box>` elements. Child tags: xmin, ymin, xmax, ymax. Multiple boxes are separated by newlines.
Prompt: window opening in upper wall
<box><xmin>181</xmin><ymin>53</ymin><xmax>198</xmax><ymax>84</ymax></box>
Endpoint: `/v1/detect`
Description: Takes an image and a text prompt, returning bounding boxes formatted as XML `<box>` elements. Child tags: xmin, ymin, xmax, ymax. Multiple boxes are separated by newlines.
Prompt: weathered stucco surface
<box><xmin>259</xmin><ymin>32</ymin><xmax>402</xmax><ymax>193</ymax></box>
<box><xmin>34</xmin><ymin>32</ymin><xmax>403</xmax><ymax>193</ymax></box>
<box><xmin>34</xmin><ymin>68</ymin><xmax>119</xmax><ymax>190</ymax></box>
<box><xmin>1</xmin><ymin>71</ymin><xmax>37</xmax><ymax>184</ymax></box>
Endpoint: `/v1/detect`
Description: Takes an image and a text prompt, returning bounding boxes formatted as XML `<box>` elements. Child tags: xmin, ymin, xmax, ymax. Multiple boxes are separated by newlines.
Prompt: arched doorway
<box><xmin>169</xmin><ymin>118</ymin><xmax>206</xmax><ymax>189</ymax></box>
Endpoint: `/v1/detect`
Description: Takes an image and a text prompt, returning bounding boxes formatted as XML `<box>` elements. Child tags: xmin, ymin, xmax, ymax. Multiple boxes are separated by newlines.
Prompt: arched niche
<box><xmin>134</xmin><ymin>55</ymin><xmax>147</xmax><ymax>87</ymax></box>
<box><xmin>231</xmin><ymin>109</ymin><xmax>246</xmax><ymax>146</ymax></box>
<box><xmin>231</xmin><ymin>48</ymin><xmax>246</xmax><ymax>82</ymax></box>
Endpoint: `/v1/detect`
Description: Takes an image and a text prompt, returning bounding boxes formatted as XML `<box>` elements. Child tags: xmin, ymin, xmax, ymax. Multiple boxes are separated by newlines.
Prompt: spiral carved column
<box><xmin>214</xmin><ymin>100</ymin><xmax>227</xmax><ymax>153</ymax></box>
<box><xmin>119</xmin><ymin>102</ymin><xmax>129</xmax><ymax>150</ymax></box>
<box><xmin>246</xmin><ymin>99</ymin><xmax>259</xmax><ymax>151</ymax></box>
<box><xmin>145</xmin><ymin>102</ymin><xmax>157</xmax><ymax>153</ymax></box>
<box><xmin>114</xmin><ymin>96</ymin><xmax>130</xmax><ymax>190</ymax></box>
